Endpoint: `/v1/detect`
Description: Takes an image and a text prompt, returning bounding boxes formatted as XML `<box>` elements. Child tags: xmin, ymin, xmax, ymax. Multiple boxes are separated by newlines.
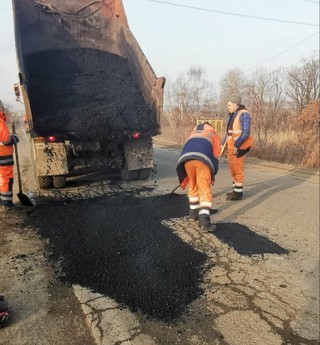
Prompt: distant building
<box><xmin>0</xmin><ymin>100</ymin><xmax>4</xmax><ymax>112</ymax></box>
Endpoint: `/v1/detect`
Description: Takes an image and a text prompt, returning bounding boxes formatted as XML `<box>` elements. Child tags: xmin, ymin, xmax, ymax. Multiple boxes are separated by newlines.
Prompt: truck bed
<box><xmin>12</xmin><ymin>0</ymin><xmax>165</xmax><ymax>141</ymax></box>
<box><xmin>25</xmin><ymin>48</ymin><xmax>157</xmax><ymax>140</ymax></box>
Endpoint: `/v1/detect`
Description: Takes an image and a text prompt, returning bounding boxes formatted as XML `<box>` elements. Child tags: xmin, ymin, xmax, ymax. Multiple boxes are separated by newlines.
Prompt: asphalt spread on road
<box><xmin>26</xmin><ymin>191</ymin><xmax>207</xmax><ymax>322</ymax></box>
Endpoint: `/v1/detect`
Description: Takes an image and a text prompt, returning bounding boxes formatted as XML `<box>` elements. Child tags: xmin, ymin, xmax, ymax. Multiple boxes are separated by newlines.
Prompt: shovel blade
<box><xmin>17</xmin><ymin>192</ymin><xmax>33</xmax><ymax>207</ymax></box>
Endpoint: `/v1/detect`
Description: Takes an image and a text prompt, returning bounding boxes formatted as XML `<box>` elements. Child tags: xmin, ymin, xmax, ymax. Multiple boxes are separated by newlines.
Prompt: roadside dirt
<box><xmin>0</xmin><ymin>209</ymin><xmax>95</xmax><ymax>345</ymax></box>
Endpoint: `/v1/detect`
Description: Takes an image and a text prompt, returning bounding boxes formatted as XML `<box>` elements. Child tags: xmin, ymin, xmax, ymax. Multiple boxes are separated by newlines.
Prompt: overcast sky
<box><xmin>1</xmin><ymin>0</ymin><xmax>319</xmax><ymax>111</ymax></box>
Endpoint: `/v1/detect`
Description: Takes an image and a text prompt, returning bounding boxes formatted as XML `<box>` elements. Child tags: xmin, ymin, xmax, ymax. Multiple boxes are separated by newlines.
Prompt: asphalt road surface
<box><xmin>0</xmin><ymin>120</ymin><xmax>319</xmax><ymax>345</ymax></box>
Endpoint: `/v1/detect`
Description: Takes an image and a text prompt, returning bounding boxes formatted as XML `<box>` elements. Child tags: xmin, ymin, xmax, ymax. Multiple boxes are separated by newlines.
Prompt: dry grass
<box><xmin>158</xmin><ymin>103</ymin><xmax>320</xmax><ymax>168</ymax></box>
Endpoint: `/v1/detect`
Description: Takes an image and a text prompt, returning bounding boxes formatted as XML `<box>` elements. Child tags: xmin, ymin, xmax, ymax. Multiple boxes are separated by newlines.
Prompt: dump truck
<box><xmin>12</xmin><ymin>0</ymin><xmax>165</xmax><ymax>188</ymax></box>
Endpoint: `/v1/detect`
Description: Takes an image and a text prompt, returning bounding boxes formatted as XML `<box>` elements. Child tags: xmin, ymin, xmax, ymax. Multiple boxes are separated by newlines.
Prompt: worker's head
<box><xmin>227</xmin><ymin>94</ymin><xmax>242</xmax><ymax>113</ymax></box>
<box><xmin>0</xmin><ymin>111</ymin><xmax>7</xmax><ymax>122</ymax></box>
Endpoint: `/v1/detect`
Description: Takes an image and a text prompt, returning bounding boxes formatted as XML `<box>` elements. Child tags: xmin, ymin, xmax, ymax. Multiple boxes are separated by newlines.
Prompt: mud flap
<box><xmin>33</xmin><ymin>141</ymin><xmax>68</xmax><ymax>177</ymax></box>
<box><xmin>122</xmin><ymin>136</ymin><xmax>153</xmax><ymax>171</ymax></box>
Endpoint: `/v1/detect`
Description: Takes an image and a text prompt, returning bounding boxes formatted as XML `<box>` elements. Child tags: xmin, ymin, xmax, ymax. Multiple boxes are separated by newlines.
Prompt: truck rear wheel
<box><xmin>38</xmin><ymin>176</ymin><xmax>51</xmax><ymax>189</ymax></box>
<box><xmin>138</xmin><ymin>168</ymin><xmax>151</xmax><ymax>180</ymax></box>
<box><xmin>52</xmin><ymin>176</ymin><xmax>66</xmax><ymax>189</ymax></box>
<box><xmin>120</xmin><ymin>166</ymin><xmax>139</xmax><ymax>181</ymax></box>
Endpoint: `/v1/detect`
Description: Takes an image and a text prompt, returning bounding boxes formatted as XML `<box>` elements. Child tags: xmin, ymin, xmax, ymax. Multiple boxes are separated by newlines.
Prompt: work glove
<box><xmin>233</xmin><ymin>147</ymin><xmax>238</xmax><ymax>156</ymax></box>
<box><xmin>4</xmin><ymin>134</ymin><xmax>19</xmax><ymax>146</ymax></box>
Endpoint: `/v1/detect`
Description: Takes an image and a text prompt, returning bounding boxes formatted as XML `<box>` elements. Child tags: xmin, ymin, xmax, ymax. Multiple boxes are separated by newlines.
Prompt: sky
<box><xmin>1</xmin><ymin>0</ymin><xmax>319</xmax><ymax>111</ymax></box>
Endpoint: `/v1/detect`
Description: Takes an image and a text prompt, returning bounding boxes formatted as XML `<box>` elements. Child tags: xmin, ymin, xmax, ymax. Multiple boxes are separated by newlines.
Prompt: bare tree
<box><xmin>164</xmin><ymin>65</ymin><xmax>217</xmax><ymax>128</ymax></box>
<box><xmin>219</xmin><ymin>68</ymin><xmax>247</xmax><ymax>107</ymax></box>
<box><xmin>246</xmin><ymin>68</ymin><xmax>287</xmax><ymax>150</ymax></box>
<box><xmin>287</xmin><ymin>52</ymin><xmax>320</xmax><ymax>116</ymax></box>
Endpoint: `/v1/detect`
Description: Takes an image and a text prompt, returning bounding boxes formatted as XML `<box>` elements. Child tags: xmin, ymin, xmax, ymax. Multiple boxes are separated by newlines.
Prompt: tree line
<box><xmin>161</xmin><ymin>51</ymin><xmax>319</xmax><ymax>168</ymax></box>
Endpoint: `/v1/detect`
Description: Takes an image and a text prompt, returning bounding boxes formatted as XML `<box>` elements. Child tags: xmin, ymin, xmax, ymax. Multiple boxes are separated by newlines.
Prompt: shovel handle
<box><xmin>170</xmin><ymin>184</ymin><xmax>180</xmax><ymax>194</ymax></box>
<box><xmin>219</xmin><ymin>141</ymin><xmax>227</xmax><ymax>159</ymax></box>
<box><xmin>12</xmin><ymin>123</ymin><xmax>23</xmax><ymax>194</ymax></box>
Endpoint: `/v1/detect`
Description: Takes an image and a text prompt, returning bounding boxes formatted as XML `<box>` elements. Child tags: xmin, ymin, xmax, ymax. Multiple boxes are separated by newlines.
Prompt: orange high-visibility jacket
<box><xmin>0</xmin><ymin>117</ymin><xmax>10</xmax><ymax>143</ymax></box>
<box><xmin>227</xmin><ymin>109</ymin><xmax>253</xmax><ymax>151</ymax></box>
<box><xmin>0</xmin><ymin>117</ymin><xmax>14</xmax><ymax>158</ymax></box>
<box><xmin>177</xmin><ymin>123</ymin><xmax>221</xmax><ymax>189</ymax></box>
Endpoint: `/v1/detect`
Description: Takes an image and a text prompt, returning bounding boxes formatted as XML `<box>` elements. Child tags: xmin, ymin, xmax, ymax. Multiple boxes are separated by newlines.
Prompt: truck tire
<box><xmin>120</xmin><ymin>166</ymin><xmax>139</xmax><ymax>181</ymax></box>
<box><xmin>138</xmin><ymin>168</ymin><xmax>151</xmax><ymax>180</ymax></box>
<box><xmin>52</xmin><ymin>176</ymin><xmax>66</xmax><ymax>189</ymax></box>
<box><xmin>38</xmin><ymin>176</ymin><xmax>51</xmax><ymax>189</ymax></box>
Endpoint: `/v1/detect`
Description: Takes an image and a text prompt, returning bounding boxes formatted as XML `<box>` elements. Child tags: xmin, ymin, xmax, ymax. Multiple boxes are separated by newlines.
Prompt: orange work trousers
<box><xmin>184</xmin><ymin>160</ymin><xmax>213</xmax><ymax>210</ymax></box>
<box><xmin>0</xmin><ymin>165</ymin><xmax>14</xmax><ymax>204</ymax></box>
<box><xmin>227</xmin><ymin>140</ymin><xmax>245</xmax><ymax>185</ymax></box>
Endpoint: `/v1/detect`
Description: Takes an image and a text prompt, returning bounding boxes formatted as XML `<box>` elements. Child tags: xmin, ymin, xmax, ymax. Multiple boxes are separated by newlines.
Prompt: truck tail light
<box><xmin>131</xmin><ymin>133</ymin><xmax>140</xmax><ymax>139</ymax></box>
<box><xmin>47</xmin><ymin>136</ymin><xmax>56</xmax><ymax>142</ymax></box>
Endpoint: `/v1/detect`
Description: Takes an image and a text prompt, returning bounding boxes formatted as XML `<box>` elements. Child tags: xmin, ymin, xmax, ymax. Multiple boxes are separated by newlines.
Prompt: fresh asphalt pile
<box><xmin>25</xmin><ymin>49</ymin><xmax>157</xmax><ymax>141</ymax></box>
<box><xmin>26</xmin><ymin>191</ymin><xmax>207</xmax><ymax>322</ymax></box>
<box><xmin>215</xmin><ymin>223</ymin><xmax>289</xmax><ymax>256</ymax></box>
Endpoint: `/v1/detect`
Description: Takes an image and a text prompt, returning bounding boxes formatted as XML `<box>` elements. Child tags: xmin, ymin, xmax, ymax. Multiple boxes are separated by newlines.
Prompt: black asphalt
<box><xmin>25</xmin><ymin>49</ymin><xmax>157</xmax><ymax>141</ymax></box>
<box><xmin>215</xmin><ymin>223</ymin><xmax>289</xmax><ymax>256</ymax></box>
<box><xmin>26</xmin><ymin>190</ymin><xmax>207</xmax><ymax>322</ymax></box>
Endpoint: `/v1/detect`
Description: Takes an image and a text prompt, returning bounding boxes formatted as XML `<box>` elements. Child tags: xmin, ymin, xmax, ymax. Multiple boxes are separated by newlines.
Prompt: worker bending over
<box><xmin>177</xmin><ymin>122</ymin><xmax>221</xmax><ymax>232</ymax></box>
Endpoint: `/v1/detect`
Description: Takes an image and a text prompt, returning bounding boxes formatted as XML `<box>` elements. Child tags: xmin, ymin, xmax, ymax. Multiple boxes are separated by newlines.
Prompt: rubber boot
<box><xmin>227</xmin><ymin>192</ymin><xmax>243</xmax><ymax>201</ymax></box>
<box><xmin>227</xmin><ymin>183</ymin><xmax>236</xmax><ymax>197</ymax></box>
<box><xmin>198</xmin><ymin>214</ymin><xmax>216</xmax><ymax>232</ymax></box>
<box><xmin>1</xmin><ymin>201</ymin><xmax>14</xmax><ymax>211</ymax></box>
<box><xmin>189</xmin><ymin>209</ymin><xmax>199</xmax><ymax>221</ymax></box>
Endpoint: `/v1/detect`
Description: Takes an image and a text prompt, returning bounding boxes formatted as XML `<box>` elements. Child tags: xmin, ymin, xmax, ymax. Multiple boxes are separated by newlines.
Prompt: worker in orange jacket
<box><xmin>0</xmin><ymin>111</ymin><xmax>19</xmax><ymax>209</ymax></box>
<box><xmin>222</xmin><ymin>95</ymin><xmax>253</xmax><ymax>201</ymax></box>
<box><xmin>177</xmin><ymin>122</ymin><xmax>221</xmax><ymax>232</ymax></box>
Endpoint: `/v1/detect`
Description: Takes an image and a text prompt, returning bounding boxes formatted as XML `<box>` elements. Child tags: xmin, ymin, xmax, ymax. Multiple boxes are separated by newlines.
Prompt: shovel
<box><xmin>171</xmin><ymin>141</ymin><xmax>228</xmax><ymax>194</ymax></box>
<box><xmin>170</xmin><ymin>184</ymin><xmax>181</xmax><ymax>194</ymax></box>
<box><xmin>12</xmin><ymin>123</ymin><xmax>33</xmax><ymax>206</ymax></box>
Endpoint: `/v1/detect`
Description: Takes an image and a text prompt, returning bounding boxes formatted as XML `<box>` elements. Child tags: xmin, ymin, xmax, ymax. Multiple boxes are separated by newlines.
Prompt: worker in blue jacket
<box><xmin>222</xmin><ymin>95</ymin><xmax>253</xmax><ymax>200</ymax></box>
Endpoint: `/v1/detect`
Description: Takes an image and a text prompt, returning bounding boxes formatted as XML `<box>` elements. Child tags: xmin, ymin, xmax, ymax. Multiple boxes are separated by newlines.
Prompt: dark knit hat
<box><xmin>228</xmin><ymin>94</ymin><xmax>242</xmax><ymax>105</ymax></box>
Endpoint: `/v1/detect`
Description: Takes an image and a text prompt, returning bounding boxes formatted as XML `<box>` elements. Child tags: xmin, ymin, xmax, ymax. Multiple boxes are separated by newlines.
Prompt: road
<box><xmin>0</xmin><ymin>120</ymin><xmax>319</xmax><ymax>345</ymax></box>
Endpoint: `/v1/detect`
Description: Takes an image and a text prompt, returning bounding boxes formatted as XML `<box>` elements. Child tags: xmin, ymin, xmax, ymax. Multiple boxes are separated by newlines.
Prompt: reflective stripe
<box><xmin>0</xmin><ymin>157</ymin><xmax>14</xmax><ymax>166</ymax></box>
<box><xmin>189</xmin><ymin>196</ymin><xmax>199</xmax><ymax>202</ymax></box>
<box><xmin>200</xmin><ymin>201</ymin><xmax>212</xmax><ymax>208</ymax></box>
<box><xmin>234</xmin><ymin>184</ymin><xmax>243</xmax><ymax>192</ymax></box>
<box><xmin>189</xmin><ymin>196</ymin><xmax>200</xmax><ymax>202</ymax></box>
<box><xmin>0</xmin><ymin>194</ymin><xmax>13</xmax><ymax>201</ymax></box>
<box><xmin>178</xmin><ymin>152</ymin><xmax>214</xmax><ymax>171</ymax></box>
<box><xmin>190</xmin><ymin>204</ymin><xmax>200</xmax><ymax>210</ymax></box>
<box><xmin>228</xmin><ymin>129</ymin><xmax>242</xmax><ymax>134</ymax></box>
<box><xmin>199</xmin><ymin>209</ymin><xmax>210</xmax><ymax>216</ymax></box>
<box><xmin>228</xmin><ymin>109</ymin><xmax>248</xmax><ymax>141</ymax></box>
<box><xmin>189</xmin><ymin>134</ymin><xmax>213</xmax><ymax>144</ymax></box>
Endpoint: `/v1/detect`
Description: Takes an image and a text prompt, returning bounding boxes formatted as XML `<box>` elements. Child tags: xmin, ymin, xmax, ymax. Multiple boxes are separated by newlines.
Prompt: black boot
<box><xmin>198</xmin><ymin>214</ymin><xmax>216</xmax><ymax>232</ymax></box>
<box><xmin>227</xmin><ymin>192</ymin><xmax>243</xmax><ymax>201</ymax></box>
<box><xmin>227</xmin><ymin>183</ymin><xmax>236</xmax><ymax>197</ymax></box>
<box><xmin>189</xmin><ymin>209</ymin><xmax>199</xmax><ymax>221</ymax></box>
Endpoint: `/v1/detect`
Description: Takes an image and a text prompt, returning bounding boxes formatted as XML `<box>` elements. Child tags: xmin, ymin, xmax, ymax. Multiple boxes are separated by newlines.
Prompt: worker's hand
<box><xmin>233</xmin><ymin>147</ymin><xmax>238</xmax><ymax>156</ymax></box>
<box><xmin>4</xmin><ymin>134</ymin><xmax>19</xmax><ymax>146</ymax></box>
